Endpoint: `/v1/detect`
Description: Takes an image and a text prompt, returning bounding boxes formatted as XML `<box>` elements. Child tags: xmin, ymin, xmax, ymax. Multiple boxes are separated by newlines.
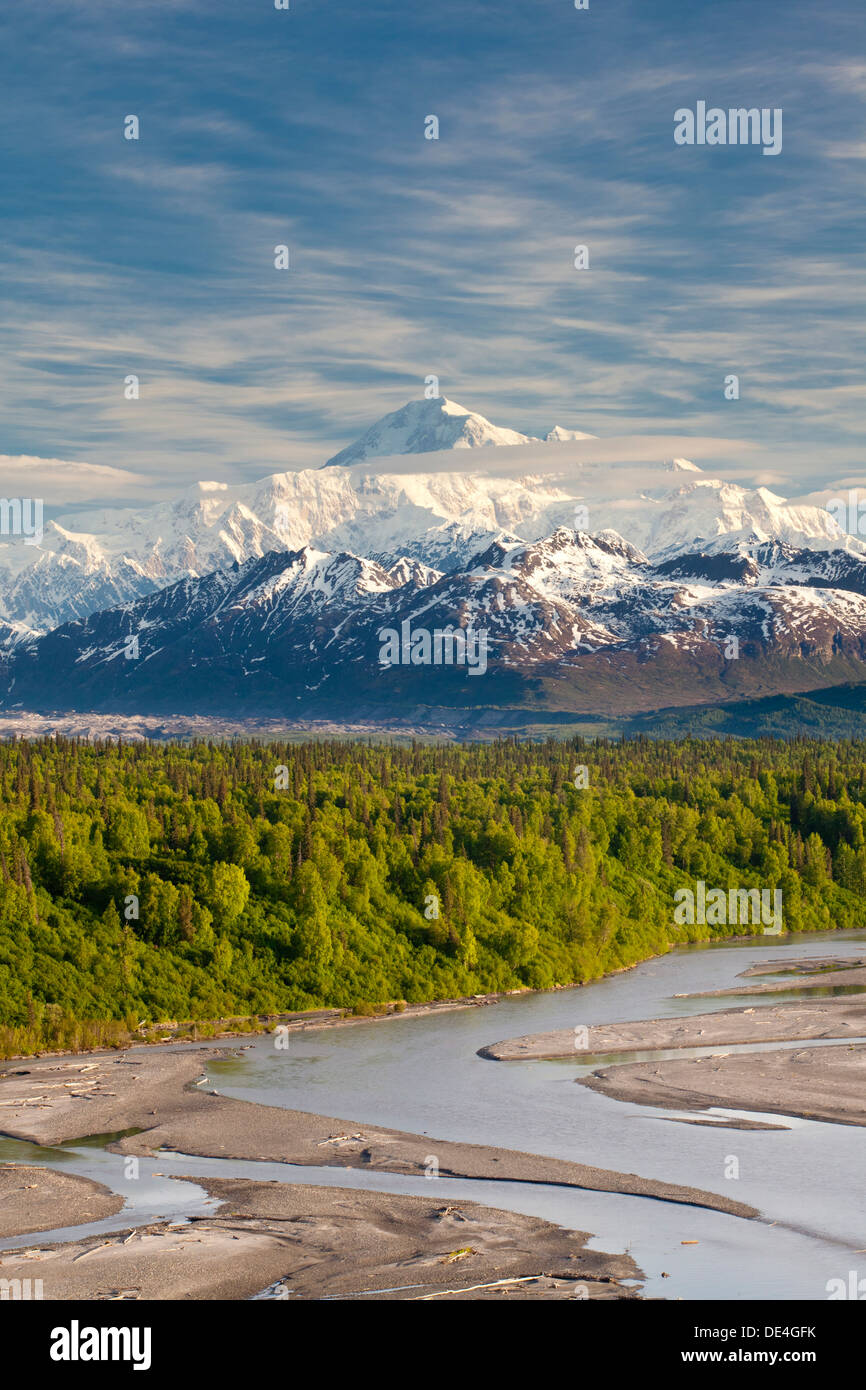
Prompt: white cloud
<box><xmin>0</xmin><ymin>455</ymin><xmax>149</xmax><ymax>503</ymax></box>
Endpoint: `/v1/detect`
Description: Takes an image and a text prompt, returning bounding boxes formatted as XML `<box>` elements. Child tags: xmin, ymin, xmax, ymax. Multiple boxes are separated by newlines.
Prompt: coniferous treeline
<box><xmin>0</xmin><ymin>735</ymin><xmax>864</xmax><ymax>1056</ymax></box>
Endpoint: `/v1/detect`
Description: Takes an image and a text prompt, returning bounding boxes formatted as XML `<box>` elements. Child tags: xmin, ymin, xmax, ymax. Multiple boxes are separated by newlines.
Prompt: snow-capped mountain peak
<box><xmin>322</xmin><ymin>396</ymin><xmax>536</xmax><ymax>468</ymax></box>
<box><xmin>662</xmin><ymin>457</ymin><xmax>702</xmax><ymax>473</ymax></box>
<box><xmin>13</xmin><ymin>521</ymin><xmax>866</xmax><ymax>722</ymax></box>
<box><xmin>545</xmin><ymin>425</ymin><xmax>598</xmax><ymax>443</ymax></box>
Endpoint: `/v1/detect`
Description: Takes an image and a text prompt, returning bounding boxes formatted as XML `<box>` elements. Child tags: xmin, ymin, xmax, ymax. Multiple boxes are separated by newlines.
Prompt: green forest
<box><xmin>0</xmin><ymin>735</ymin><xmax>865</xmax><ymax>1057</ymax></box>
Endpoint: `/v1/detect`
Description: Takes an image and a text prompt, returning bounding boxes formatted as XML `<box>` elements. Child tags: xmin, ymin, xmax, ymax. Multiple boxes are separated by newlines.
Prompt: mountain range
<box><xmin>3</xmin><ymin>394</ymin><xmax>866</xmax><ymax>730</ymax></box>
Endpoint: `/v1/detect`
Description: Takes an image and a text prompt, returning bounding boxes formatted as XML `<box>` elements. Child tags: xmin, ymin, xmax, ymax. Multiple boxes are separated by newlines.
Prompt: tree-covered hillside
<box><xmin>0</xmin><ymin>736</ymin><xmax>864</xmax><ymax>1056</ymax></box>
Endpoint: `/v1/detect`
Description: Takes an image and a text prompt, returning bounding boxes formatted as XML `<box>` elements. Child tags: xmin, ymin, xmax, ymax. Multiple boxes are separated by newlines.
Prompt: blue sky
<box><xmin>0</xmin><ymin>0</ymin><xmax>863</xmax><ymax>504</ymax></box>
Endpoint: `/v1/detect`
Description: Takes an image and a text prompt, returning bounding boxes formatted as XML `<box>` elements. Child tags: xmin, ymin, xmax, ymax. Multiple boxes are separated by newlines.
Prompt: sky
<box><xmin>0</xmin><ymin>0</ymin><xmax>863</xmax><ymax>508</ymax></box>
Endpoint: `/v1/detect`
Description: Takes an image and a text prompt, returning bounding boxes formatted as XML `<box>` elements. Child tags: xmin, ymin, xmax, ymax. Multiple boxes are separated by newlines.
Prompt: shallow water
<box><xmin>200</xmin><ymin>930</ymin><xmax>866</xmax><ymax>1299</ymax></box>
<box><xmin>2</xmin><ymin>931</ymin><xmax>865</xmax><ymax>1300</ymax></box>
<box><xmin>0</xmin><ymin>1133</ymin><xmax>220</xmax><ymax>1251</ymax></box>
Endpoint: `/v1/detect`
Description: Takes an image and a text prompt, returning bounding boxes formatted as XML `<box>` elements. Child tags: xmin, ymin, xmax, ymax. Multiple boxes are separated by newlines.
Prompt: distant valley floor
<box><xmin>8</xmin><ymin>678</ymin><xmax>866</xmax><ymax>743</ymax></box>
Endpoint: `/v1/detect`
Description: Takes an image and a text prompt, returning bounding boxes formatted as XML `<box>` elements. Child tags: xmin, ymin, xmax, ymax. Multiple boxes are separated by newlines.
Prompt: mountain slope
<box><xmin>1</xmin><ymin>461</ymin><xmax>852</xmax><ymax>634</ymax></box>
<box><xmin>1</xmin><ymin>388</ymin><xmax>861</xmax><ymax>736</ymax></box>
<box><xmin>8</xmin><ymin>528</ymin><xmax>866</xmax><ymax>722</ymax></box>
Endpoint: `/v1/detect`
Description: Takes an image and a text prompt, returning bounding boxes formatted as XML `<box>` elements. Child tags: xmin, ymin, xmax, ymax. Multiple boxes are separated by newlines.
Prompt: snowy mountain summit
<box><xmin>322</xmin><ymin>396</ymin><xmax>595</xmax><ymax>467</ymax></box>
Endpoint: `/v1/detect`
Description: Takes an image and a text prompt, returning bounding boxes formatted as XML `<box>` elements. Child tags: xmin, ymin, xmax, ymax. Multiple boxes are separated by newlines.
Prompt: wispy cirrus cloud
<box><xmin>0</xmin><ymin>0</ymin><xmax>862</xmax><ymax>502</ymax></box>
